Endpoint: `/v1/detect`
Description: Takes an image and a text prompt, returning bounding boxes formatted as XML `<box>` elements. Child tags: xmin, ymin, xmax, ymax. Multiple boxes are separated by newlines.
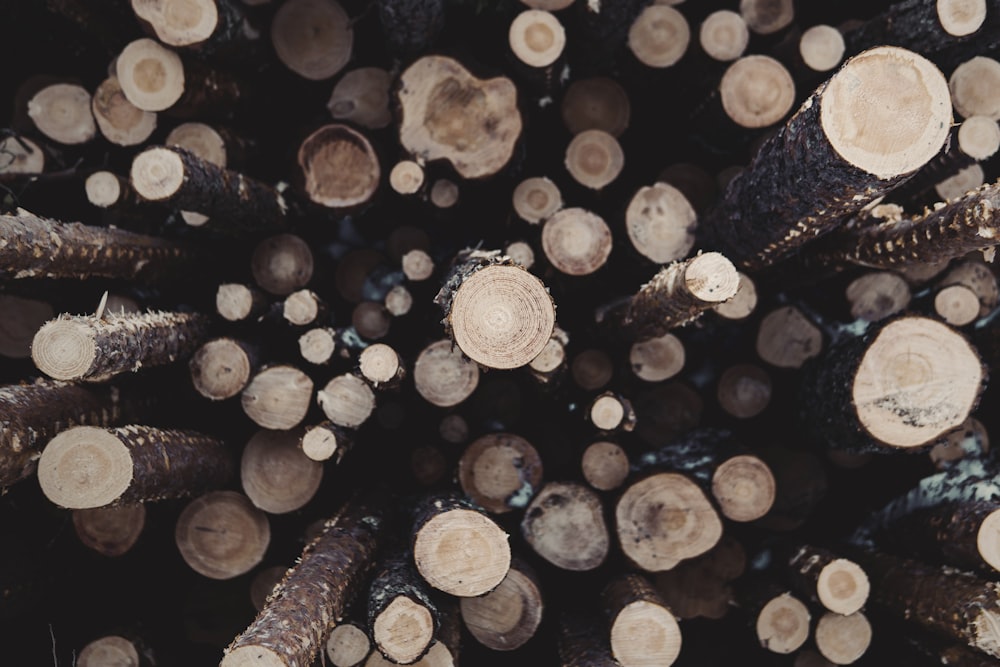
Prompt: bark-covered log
<box><xmin>0</xmin><ymin>378</ymin><xmax>153</xmax><ymax>488</ymax></box>
<box><xmin>601</xmin><ymin>574</ymin><xmax>682</xmax><ymax>667</ymax></box>
<box><xmin>131</xmin><ymin>145</ymin><xmax>286</xmax><ymax>231</ymax></box>
<box><xmin>222</xmin><ymin>495</ymin><xmax>388</xmax><ymax>667</ymax></box>
<box><xmin>557</xmin><ymin>612</ymin><xmax>618</xmax><ymax>667</ymax></box>
<box><xmin>0</xmin><ymin>210</ymin><xmax>199</xmax><ymax>282</ymax></box>
<box><xmin>376</xmin><ymin>0</ymin><xmax>445</xmax><ymax>56</ymax></box>
<box><xmin>801</xmin><ymin>315</ymin><xmax>985</xmax><ymax>451</ymax></box>
<box><xmin>37</xmin><ymin>424</ymin><xmax>232</xmax><ymax>509</ymax></box>
<box><xmin>854</xmin><ymin>548</ymin><xmax>1000</xmax><ymax>659</ymax></box>
<box><xmin>699</xmin><ymin>46</ymin><xmax>952</xmax><ymax>270</ymax></box>
<box><xmin>367</xmin><ymin>553</ymin><xmax>439</xmax><ymax>665</ymax></box>
<box><xmin>786</xmin><ymin>544</ymin><xmax>870</xmax><ymax>616</ymax></box>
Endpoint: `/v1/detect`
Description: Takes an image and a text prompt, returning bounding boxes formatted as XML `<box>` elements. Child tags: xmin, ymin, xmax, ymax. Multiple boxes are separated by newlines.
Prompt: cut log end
<box><xmin>373</xmin><ymin>596</ymin><xmax>435</xmax><ymax>664</ymax></box>
<box><xmin>459</xmin><ymin>433</ymin><xmax>542</xmax><ymax>514</ymax></box>
<box><xmin>935</xmin><ymin>284</ymin><xmax>980</xmax><ymax>326</ymax></box>
<box><xmin>318</xmin><ymin>374</ymin><xmax>376</xmax><ymax>428</ymax></box>
<box><xmin>756</xmin><ymin>593</ymin><xmax>810</xmax><ymax>654</ymax></box>
<box><xmin>449</xmin><ymin>264</ymin><xmax>555</xmax><ymax>370</ymax></box>
<box><xmin>799</xmin><ymin>25</ymin><xmax>845</xmax><ymax>73</ymax></box>
<box><xmin>299</xmin><ymin>124</ymin><xmax>380</xmax><ymax>208</ymax></box>
<box><xmin>582</xmin><ymin>441</ymin><xmax>629</xmax><ymax>491</ymax></box>
<box><xmin>616</xmin><ymin>473</ymin><xmax>722</xmax><ymax>572</ymax></box>
<box><xmin>522</xmin><ymin>482</ymin><xmax>609</xmax><ymax>571</ymax></box>
<box><xmin>816</xmin><ymin>559</ymin><xmax>870</xmax><ymax>616</ymax></box>
<box><xmin>740</xmin><ymin>0</ymin><xmax>793</xmax><ymax>34</ymax></box>
<box><xmin>720</xmin><ymin>55</ymin><xmax>795</xmax><ymax>129</ymax></box>
<box><xmin>852</xmin><ymin>317</ymin><xmax>983</xmax><ymax>448</ymax></box>
<box><xmin>572</xmin><ymin>348</ymin><xmax>614</xmax><ymax>391</ymax></box>
<box><xmin>390</xmin><ymin>160</ymin><xmax>425</xmax><ymax>195</ymax></box>
<box><xmin>190</xmin><ymin>338</ymin><xmax>253</xmax><ymax>400</ymax></box>
<box><xmin>130</xmin><ymin>146</ymin><xmax>185</xmax><ymax>201</ymax></box>
<box><xmin>846</xmin><ymin>272</ymin><xmax>911</xmax><ymax>322</ymax></box>
<box><xmin>402</xmin><ymin>250</ymin><xmax>434</xmax><ymax>281</ymax></box>
<box><xmin>626</xmin><ymin>183</ymin><xmax>697</xmax><ymax>264</ymax></box>
<box><xmin>528</xmin><ymin>335</ymin><xmax>564</xmax><ymax>374</ymax></box>
<box><xmin>0</xmin><ymin>135</ymin><xmax>44</xmax><ymax>175</ymax></box>
<box><xmin>241</xmin><ymin>366</ymin><xmax>313</xmax><ymax>430</ymax></box>
<box><xmin>175</xmin><ymin>491</ymin><xmax>270</xmax><ymax>580</ymax></box>
<box><xmin>271</xmin><ymin>0</ymin><xmax>353</xmax><ymax>80</ymax></box>
<box><xmin>72</xmin><ymin>504</ymin><xmax>146</xmax><ymax>556</ymax></box>
<box><xmin>591</xmin><ymin>394</ymin><xmax>626</xmax><ymax>430</ymax></box>
<box><xmin>717</xmin><ymin>364</ymin><xmax>771</xmax><ymax>418</ymax></box>
<box><xmin>166</xmin><ymin>121</ymin><xmax>227</xmax><ymax>167</ymax></box>
<box><xmin>28</xmin><ymin>83</ymin><xmax>96</xmax><ymax>145</ymax></box>
<box><xmin>251</xmin><ymin>234</ymin><xmax>314</xmax><ymax>296</ymax></box>
<box><xmin>542</xmin><ymin>208</ymin><xmax>612</xmax><ymax>276</ymax></box>
<box><xmin>283</xmin><ymin>290</ymin><xmax>323</xmax><ymax>326</ymax></box>
<box><xmin>85</xmin><ymin>171</ymin><xmax>123</xmax><ymax>208</ymax></box>
<box><xmin>32</xmin><ymin>318</ymin><xmax>97</xmax><ymax>381</ymax></box>
<box><xmin>561</xmin><ymin>77</ymin><xmax>631</xmax><ymax>137</ymax></box>
<box><xmin>460</xmin><ymin>566</ymin><xmax>542</xmax><ymax>651</ymax></box>
<box><xmin>700</xmin><ymin>10</ymin><xmax>748</xmax><ymax>62</ymax></box>
<box><xmin>38</xmin><ymin>426</ymin><xmax>133</xmax><ymax>509</ymax></box>
<box><xmin>78</xmin><ymin>636</ymin><xmax>140</xmax><ymax>667</ymax></box>
<box><xmin>413</xmin><ymin>508</ymin><xmax>511</xmax><ymax>597</ymax></box>
<box><xmin>713</xmin><ymin>272</ymin><xmax>757</xmax><ymax>320</ymax></box>
<box><xmin>414</xmin><ymin>340</ymin><xmax>480</xmax><ymax>407</ymax></box>
<box><xmin>937</xmin><ymin>0</ymin><xmax>987</xmax><ymax>37</ymax></box>
<box><xmin>300</xmin><ymin>423</ymin><xmax>343</xmax><ymax>461</ymax></box>
<box><xmin>513</xmin><ymin>177</ymin><xmax>562</xmax><ymax>224</ymax></box>
<box><xmin>822</xmin><ymin>47</ymin><xmax>952</xmax><ymax>179</ymax></box>
<box><xmin>328</xmin><ymin>67</ymin><xmax>392</xmax><ymax>129</ymax></box>
<box><xmin>509</xmin><ymin>10</ymin><xmax>566</xmax><ymax>68</ymax></box>
<box><xmin>628</xmin><ymin>5</ymin><xmax>690</xmax><ymax>68</ymax></box>
<box><xmin>711</xmin><ymin>454</ymin><xmax>775</xmax><ymax>521</ymax></box>
<box><xmin>814</xmin><ymin>611</ymin><xmax>872</xmax><ymax>665</ymax></box>
<box><xmin>222</xmin><ymin>645</ymin><xmax>285</xmax><ymax>667</ymax></box>
<box><xmin>241</xmin><ymin>429</ymin><xmax>323</xmax><ymax>514</ymax></box>
<box><xmin>756</xmin><ymin>306</ymin><xmax>822</xmax><ymax>369</ymax></box>
<box><xmin>565</xmin><ymin>130</ymin><xmax>624</xmax><ymax>190</ymax></box>
<box><xmin>610</xmin><ymin>600</ymin><xmax>682</xmax><ymax>667</ymax></box>
<box><xmin>429</xmin><ymin>179</ymin><xmax>459</xmax><ymax>208</ymax></box>
<box><xmin>958</xmin><ymin>116</ymin><xmax>1000</xmax><ymax>160</ymax></box>
<box><xmin>132</xmin><ymin>0</ymin><xmax>220</xmax><ymax>46</ymax></box>
<box><xmin>93</xmin><ymin>76</ymin><xmax>157</xmax><ymax>146</ymax></box>
<box><xmin>360</xmin><ymin>343</ymin><xmax>403</xmax><ymax>385</ymax></box>
<box><xmin>116</xmin><ymin>38</ymin><xmax>185</xmax><ymax>112</ymax></box>
<box><xmin>217</xmin><ymin>284</ymin><xmax>261</xmax><ymax>322</ymax></box>
<box><xmin>327</xmin><ymin>623</ymin><xmax>372</xmax><ymax>667</ymax></box>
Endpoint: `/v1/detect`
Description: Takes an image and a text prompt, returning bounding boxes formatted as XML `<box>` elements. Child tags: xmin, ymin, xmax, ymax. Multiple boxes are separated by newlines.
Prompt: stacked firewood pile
<box><xmin>4</xmin><ymin>0</ymin><xmax>1000</xmax><ymax>664</ymax></box>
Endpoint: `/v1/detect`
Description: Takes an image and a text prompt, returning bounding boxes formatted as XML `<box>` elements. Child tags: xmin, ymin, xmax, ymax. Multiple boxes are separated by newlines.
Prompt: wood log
<box><xmin>435</xmin><ymin>250</ymin><xmax>555</xmax><ymax>370</ymax></box>
<box><xmin>601</xmin><ymin>574</ymin><xmax>682</xmax><ymax>667</ymax></box>
<box><xmin>318</xmin><ymin>374</ymin><xmax>376</xmax><ymax>429</ymax></box>
<box><xmin>38</xmin><ymin>424</ymin><xmax>231</xmax><ymax>509</ymax></box>
<box><xmin>560</xmin><ymin>77</ymin><xmax>630</xmax><ymax>137</ymax></box>
<box><xmin>175</xmin><ymin>490</ymin><xmax>270</xmax><ymax>580</ymax></box>
<box><xmin>813</xmin><ymin>614</ymin><xmax>869</xmax><ymax>664</ymax></box>
<box><xmin>936</xmin><ymin>284</ymin><xmax>981</xmax><ymax>326</ymax></box>
<box><xmin>580</xmin><ymin>441</ymin><xmax>629</xmax><ymax>492</ymax></box>
<box><xmin>397</xmin><ymin>56</ymin><xmax>521</xmax><ymax>179</ymax></box>
<box><xmin>217</xmin><ymin>283</ymin><xmax>268</xmax><ymax>322</ymax></box>
<box><xmin>251</xmin><ymin>234</ymin><xmax>314</xmax><ymax>296</ymax></box>
<box><xmin>616</xmin><ymin>471</ymin><xmax>722</xmax><ymax>571</ymax></box>
<box><xmin>241</xmin><ymin>429</ymin><xmax>323</xmax><ymax>514</ymax></box>
<box><xmin>0</xmin><ymin>134</ymin><xmax>44</xmax><ymax>177</ymax></box>
<box><xmin>385</xmin><ymin>285</ymin><xmax>414</xmax><ymax>317</ymax></box>
<box><xmin>297</xmin><ymin>124</ymin><xmax>380</xmax><ymax>208</ymax></box>
<box><xmin>32</xmin><ymin>310</ymin><xmax>210</xmax><ymax>382</ymax></box>
<box><xmin>27</xmin><ymin>83</ymin><xmax>96</xmax><ymax>145</ymax></box>
<box><xmin>327</xmin><ymin>621</ymin><xmax>371</xmax><ymax>667</ymax></box>
<box><xmin>712</xmin><ymin>272</ymin><xmax>757</xmax><ymax>320</ymax></box>
<box><xmin>527</xmin><ymin>328</ymin><xmax>566</xmax><ymax>383</ymax></box>
<box><xmin>876</xmin><ymin>500</ymin><xmax>1000</xmax><ymax>574</ymax></box>
<box><xmin>509</xmin><ymin>9</ymin><xmax>566</xmax><ymax>68</ymax></box>
<box><xmin>411</xmin><ymin>495</ymin><xmax>510</xmax><ymax>597</ymax></box>
<box><xmin>328</xmin><ymin>67</ymin><xmax>393</xmax><ymax>130</ymax></box>
<box><xmin>368</xmin><ymin>554</ymin><xmax>439</xmax><ymax>665</ymax></box>
<box><xmin>91</xmin><ymin>76</ymin><xmax>158</xmax><ymax>149</ymax></box>
<box><xmin>717</xmin><ymin>363</ymin><xmax>771</xmax><ymax>419</ymax></box>
<box><xmin>364</xmin><ymin>641</ymin><xmax>453</xmax><ymax>667</ymax></box>
<box><xmin>190</xmin><ymin>338</ymin><xmax>258</xmax><ymax>401</ymax></box>
<box><xmin>352</xmin><ymin>301</ymin><xmax>392</xmax><ymax>341</ymax></box>
<box><xmin>72</xmin><ymin>504</ymin><xmax>146</xmax><ymax>557</ymax></box>
<box><xmin>300</xmin><ymin>421</ymin><xmax>353</xmax><ymax>463</ymax></box>
<box><xmin>787</xmin><ymin>545</ymin><xmax>870</xmax><ymax>615</ymax></box>
<box><xmin>801</xmin><ymin>315</ymin><xmax>985</xmax><ymax>451</ymax></box>
<box><xmin>298</xmin><ymin>327</ymin><xmax>338</xmax><ymax>365</ymax></box>
<box><xmin>564</xmin><ymin>130</ymin><xmax>624</xmax><ymax>190</ymax></box>
<box><xmin>390</xmin><ymin>161</ymin><xmax>425</xmax><ymax>196</ymax></box>
<box><xmin>270</xmin><ymin>0</ymin><xmax>352</xmax><ymax>80</ymax></box>
<box><xmin>130</xmin><ymin>0</ymin><xmax>256</xmax><ymax>55</ymax></box>
<box><xmin>652</xmin><ymin>535</ymin><xmax>745</xmax><ymax>620</ymax></box>
<box><xmin>241</xmin><ymin>365</ymin><xmax>313</xmax><ymax>430</ymax></box>
<box><xmin>700</xmin><ymin>10</ymin><xmax>749</xmax><ymax>62</ymax></box>
<box><xmin>588</xmin><ymin>392</ymin><xmax>636</xmax><ymax>433</ymax></box>
<box><xmin>413</xmin><ymin>339</ymin><xmax>480</xmax><ymax>408</ymax></box>
<box><xmin>853</xmin><ymin>549</ymin><xmax>1000</xmax><ymax>659</ymax></box>
<box><xmin>541</xmin><ymin>208</ymin><xmax>613</xmax><ymax>276</ymax></box>
<box><xmin>429</xmin><ymin>179</ymin><xmax>458</xmax><ymax>209</ymax></box>
<box><xmin>719</xmin><ymin>55</ymin><xmax>795</xmax><ymax>129</ymax></box>
<box><xmin>629</xmin><ymin>332</ymin><xmax>685</xmax><ymax>382</ymax></box>
<box><xmin>621</xmin><ymin>252</ymin><xmax>740</xmax><ymax>340</ymax></box>
<box><xmin>459</xmin><ymin>558</ymin><xmax>542</xmax><ymax>651</ymax></box>
<box><xmin>522</xmin><ymin>481</ymin><xmax>609</xmax><ymax>571</ymax></box>
<box><xmin>755</xmin><ymin>305</ymin><xmax>823</xmax><ymax>369</ymax></box>
<box><xmin>0</xmin><ymin>209</ymin><xmax>198</xmax><ymax>282</ymax></box>
<box><xmin>799</xmin><ymin>25</ymin><xmax>846</xmax><ymax>73</ymax></box>
<box><xmin>740</xmin><ymin>0</ymin><xmax>793</xmax><ymax>35</ymax></box>
<box><xmin>402</xmin><ymin>249</ymin><xmax>434</xmax><ymax>281</ymax></box>
<box><xmin>78</xmin><ymin>636</ymin><xmax>142</xmax><ymax>667</ymax></box>
<box><xmin>131</xmin><ymin>145</ymin><xmax>287</xmax><ymax>231</ymax></box>
<box><xmin>700</xmin><ymin>46</ymin><xmax>952</xmax><ymax>270</ymax></box>
<box><xmin>815</xmin><ymin>181</ymin><xmax>1000</xmax><ymax>269</ymax></box>
<box><xmin>221</xmin><ymin>495</ymin><xmax>388</xmax><ymax>667</ymax></box>
<box><xmin>359</xmin><ymin>343</ymin><xmax>406</xmax><ymax>389</ymax></box>
<box><xmin>845</xmin><ymin>271</ymin><xmax>911</xmax><ymax>322</ymax></box>
<box><xmin>281</xmin><ymin>289</ymin><xmax>326</xmax><ymax>327</ymax></box>
<box><xmin>458</xmin><ymin>432</ymin><xmax>542</xmax><ymax>514</ymax></box>
<box><xmin>752</xmin><ymin>590</ymin><xmax>811</xmax><ymax>654</ymax></box>
<box><xmin>571</xmin><ymin>348</ymin><xmax>614</xmax><ymax>391</ymax></box>
<box><xmin>625</xmin><ymin>183</ymin><xmax>696</xmax><ymax>264</ymax></box>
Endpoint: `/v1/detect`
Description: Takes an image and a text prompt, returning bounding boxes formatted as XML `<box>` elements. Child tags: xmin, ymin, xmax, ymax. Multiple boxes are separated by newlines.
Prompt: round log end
<box><xmin>937</xmin><ymin>0</ymin><xmax>987</xmax><ymax>37</ymax></box>
<box><xmin>32</xmin><ymin>318</ymin><xmax>97</xmax><ymax>381</ymax></box>
<box><xmin>720</xmin><ymin>55</ymin><xmax>795</xmax><ymax>129</ymax></box>
<box><xmin>413</xmin><ymin>507</ymin><xmax>511</xmax><ymax>597</ymax></box>
<box><xmin>414</xmin><ymin>340</ymin><xmax>480</xmax><ymax>407</ymax></box>
<box><xmin>541</xmin><ymin>208</ymin><xmax>612</xmax><ymax>276</ymax></box>
<box><xmin>271</xmin><ymin>0</ymin><xmax>353</xmax><ymax>81</ymax></box>
<box><xmin>799</xmin><ymin>25</ymin><xmax>845</xmax><ymax>73</ymax></box>
<box><xmin>328</xmin><ymin>623</ymin><xmax>372</xmax><ymax>667</ymax></box>
<box><xmin>241</xmin><ymin>429</ymin><xmax>323</xmax><ymax>514</ymax></box>
<box><xmin>175</xmin><ymin>491</ymin><xmax>270</xmax><ymax>580</ymax></box>
<box><xmin>373</xmin><ymin>596</ymin><xmax>435</xmax><ymax>664</ymax></box>
<box><xmin>522</xmin><ymin>482</ymin><xmax>609</xmax><ymax>571</ymax></box>
<box><xmin>711</xmin><ymin>454</ymin><xmax>775</xmax><ymax>522</ymax></box>
<box><xmin>626</xmin><ymin>183</ymin><xmax>697</xmax><ymax>264</ymax></box>
<box><xmin>628</xmin><ymin>5</ymin><xmax>690</xmax><ymax>68</ymax></box>
<box><xmin>756</xmin><ymin>593</ymin><xmax>810</xmax><ymax>654</ymax></box>
<box><xmin>977</xmin><ymin>508</ymin><xmax>1000</xmax><ymax>571</ymax></box>
<box><xmin>222</xmin><ymin>645</ymin><xmax>286</xmax><ymax>667</ymax></box>
<box><xmin>630</xmin><ymin>333</ymin><xmax>685</xmax><ymax>382</ymax></box>
<box><xmin>513</xmin><ymin>177</ymin><xmax>562</xmax><ymax>224</ymax></box>
<box><xmin>816</xmin><ymin>559</ymin><xmax>870</xmax><ymax>616</ymax></box>
<box><xmin>822</xmin><ymin>47</ymin><xmax>952</xmax><ymax>179</ymax></box>
<box><xmin>117</xmin><ymin>38</ymin><xmax>185</xmax><ymax>112</ymax></box>
<box><xmin>27</xmin><ymin>83</ymin><xmax>96</xmax><ymax>145</ymax></box>
<box><xmin>241</xmin><ymin>366</ymin><xmax>314</xmax><ymax>430</ymax></box>
<box><xmin>460</xmin><ymin>567</ymin><xmax>542</xmax><ymax>651</ymax></box>
<box><xmin>610</xmin><ymin>600</ymin><xmax>682</xmax><ymax>667</ymax></box>
<box><xmin>449</xmin><ymin>264</ymin><xmax>555</xmax><ymax>370</ymax></box>
<box><xmin>132</xmin><ymin>0</ymin><xmax>220</xmax><ymax>46</ymax></box>
<box><xmin>190</xmin><ymin>338</ymin><xmax>253</xmax><ymax>400</ymax></box>
<box><xmin>39</xmin><ymin>427</ymin><xmax>133</xmax><ymax>509</ymax></box>
<box><xmin>509</xmin><ymin>10</ymin><xmax>566</xmax><ymax>68</ymax></box>
<box><xmin>72</xmin><ymin>504</ymin><xmax>146</xmax><ymax>557</ymax></box>
<box><xmin>581</xmin><ymin>441</ymin><xmax>630</xmax><ymax>491</ymax></box>
<box><xmin>700</xmin><ymin>10</ymin><xmax>748</xmax><ymax>62</ymax></box>
<box><xmin>815</xmin><ymin>611</ymin><xmax>872</xmax><ymax>664</ymax></box>
<box><xmin>298</xmin><ymin>124</ymin><xmax>380</xmax><ymax>208</ymax></box>
<box><xmin>458</xmin><ymin>433</ymin><xmax>543</xmax><ymax>514</ymax></box>
<box><xmin>130</xmin><ymin>146</ymin><xmax>185</xmax><ymax>201</ymax></box>
<box><xmin>78</xmin><ymin>636</ymin><xmax>140</xmax><ymax>667</ymax></box>
<box><xmin>564</xmin><ymin>130</ymin><xmax>624</xmax><ymax>190</ymax></box>
<box><xmin>318</xmin><ymin>374</ymin><xmax>376</xmax><ymax>428</ymax></box>
<box><xmin>685</xmin><ymin>252</ymin><xmax>740</xmax><ymax>303</ymax></box>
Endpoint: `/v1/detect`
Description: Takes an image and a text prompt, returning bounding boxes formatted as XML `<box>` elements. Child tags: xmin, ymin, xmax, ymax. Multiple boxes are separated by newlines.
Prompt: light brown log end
<box><xmin>92</xmin><ymin>76</ymin><xmax>156</xmax><ymax>146</ymax></box>
<box><xmin>460</xmin><ymin>566</ymin><xmax>543</xmax><ymax>651</ymax></box>
<box><xmin>414</xmin><ymin>340</ymin><xmax>480</xmax><ymax>407</ymax></box>
<box><xmin>816</xmin><ymin>559</ymin><xmax>870</xmax><ymax>615</ymax></box>
<box><xmin>814</xmin><ymin>611</ymin><xmax>872</xmax><ymax>664</ymax></box>
<box><xmin>711</xmin><ymin>454</ymin><xmax>775</xmax><ymax>521</ymax></box>
<box><xmin>542</xmin><ymin>208</ymin><xmax>612</xmax><ymax>276</ymax></box>
<box><xmin>328</xmin><ymin>622</ymin><xmax>372</xmax><ymax>667</ymax></box>
<box><xmin>565</xmin><ymin>130</ymin><xmax>624</xmax><ymax>190</ymax></box>
<box><xmin>513</xmin><ymin>177</ymin><xmax>562</xmax><ymax>224</ymax></box>
<box><xmin>700</xmin><ymin>10</ymin><xmax>748</xmax><ymax>62</ymax></box>
<box><xmin>241</xmin><ymin>429</ymin><xmax>323</xmax><ymax>514</ymax></box>
<box><xmin>298</xmin><ymin>124</ymin><xmax>380</xmax><ymax>208</ymax></box>
<box><xmin>28</xmin><ymin>83</ymin><xmax>96</xmax><ymax>145</ymax></box>
<box><xmin>720</xmin><ymin>55</ymin><xmax>795</xmax><ymax>129</ymax></box>
<box><xmin>190</xmin><ymin>338</ymin><xmax>254</xmax><ymax>400</ymax></box>
<box><xmin>271</xmin><ymin>0</ymin><xmax>353</xmax><ymax>80</ymax></box>
<box><xmin>413</xmin><ymin>507</ymin><xmax>511</xmax><ymax>597</ymax></box>
<box><xmin>756</xmin><ymin>593</ymin><xmax>810</xmax><ymax>654</ymax></box>
<box><xmin>318</xmin><ymin>374</ymin><xmax>376</xmax><ymax>428</ymax></box>
<box><xmin>72</xmin><ymin>504</ymin><xmax>146</xmax><ymax>557</ymax></box>
<box><xmin>628</xmin><ymin>5</ymin><xmax>690</xmax><ymax>68</ymax></box>
<box><xmin>38</xmin><ymin>426</ymin><xmax>133</xmax><ymax>509</ymax></box>
<box><xmin>78</xmin><ymin>635</ymin><xmax>140</xmax><ymax>667</ymax></box>
<box><xmin>625</xmin><ymin>183</ymin><xmax>696</xmax><ymax>264</ymax></box>
<box><xmin>116</xmin><ymin>38</ymin><xmax>185</xmax><ymax>111</ymax></box>
<box><xmin>581</xmin><ymin>441</ymin><xmax>630</xmax><ymax>492</ymax></box>
<box><xmin>458</xmin><ymin>433</ymin><xmax>542</xmax><ymax>514</ymax></box>
<box><xmin>509</xmin><ymin>9</ymin><xmax>565</xmax><ymax>68</ymax></box>
<box><xmin>176</xmin><ymin>491</ymin><xmax>270</xmax><ymax>579</ymax></box>
<box><xmin>521</xmin><ymin>481</ymin><xmax>609</xmax><ymax>571</ymax></box>
<box><xmin>799</xmin><ymin>25</ymin><xmax>845</xmax><ymax>72</ymax></box>
<box><xmin>241</xmin><ymin>365</ymin><xmax>313</xmax><ymax>430</ymax></box>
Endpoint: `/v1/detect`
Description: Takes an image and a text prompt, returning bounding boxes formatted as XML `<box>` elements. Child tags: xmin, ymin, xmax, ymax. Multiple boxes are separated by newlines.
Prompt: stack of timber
<box><xmin>5</xmin><ymin>0</ymin><xmax>1000</xmax><ymax>665</ymax></box>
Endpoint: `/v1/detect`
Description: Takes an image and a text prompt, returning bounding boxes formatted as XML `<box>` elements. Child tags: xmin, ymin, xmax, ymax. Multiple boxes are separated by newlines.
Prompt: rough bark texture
<box><xmin>376</xmin><ymin>0</ymin><xmax>445</xmax><ymax>56</ymax></box>
<box><xmin>132</xmin><ymin>146</ymin><xmax>286</xmax><ymax>231</ymax></box>
<box><xmin>0</xmin><ymin>379</ymin><xmax>150</xmax><ymax>488</ymax></box>
<box><xmin>0</xmin><ymin>209</ymin><xmax>198</xmax><ymax>282</ymax></box>
<box><xmin>813</xmin><ymin>180</ymin><xmax>1000</xmax><ymax>269</ymax></box>
<box><xmin>843</xmin><ymin>0</ymin><xmax>1000</xmax><ymax>70</ymax></box>
<box><xmin>33</xmin><ymin>311</ymin><xmax>212</xmax><ymax>382</ymax></box>
<box><xmin>855</xmin><ymin>548</ymin><xmax>1000</xmax><ymax>659</ymax></box>
<box><xmin>223</xmin><ymin>496</ymin><xmax>388</xmax><ymax>667</ymax></box>
<box><xmin>876</xmin><ymin>500</ymin><xmax>1000</xmax><ymax>574</ymax></box>
<box><xmin>699</xmin><ymin>54</ymin><xmax>941</xmax><ymax>270</ymax></box>
<box><xmin>557</xmin><ymin>612</ymin><xmax>619</xmax><ymax>667</ymax></box>
<box><xmin>169</xmin><ymin>57</ymin><xmax>245</xmax><ymax>118</ymax></box>
<box><xmin>636</xmin><ymin>427</ymin><xmax>735</xmax><ymax>486</ymax></box>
